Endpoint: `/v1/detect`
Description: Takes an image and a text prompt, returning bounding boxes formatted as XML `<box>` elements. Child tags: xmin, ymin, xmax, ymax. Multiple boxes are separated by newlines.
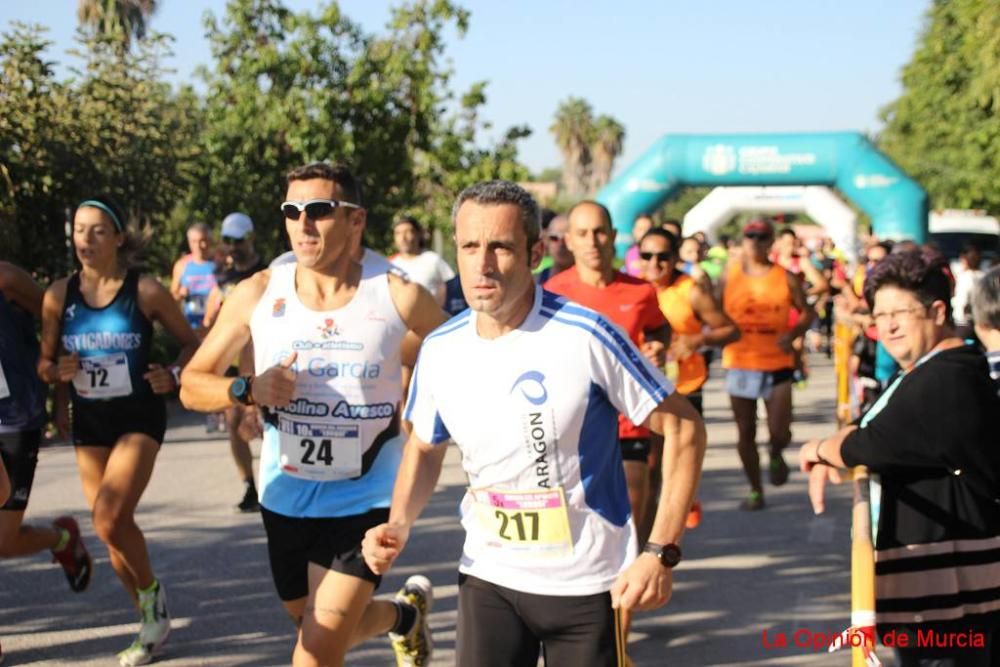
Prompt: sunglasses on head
<box><xmin>744</xmin><ymin>232</ymin><xmax>772</xmax><ymax>241</ymax></box>
<box><xmin>639</xmin><ymin>251</ymin><xmax>672</xmax><ymax>263</ymax></box>
<box><xmin>280</xmin><ymin>199</ymin><xmax>361</xmax><ymax>220</ymax></box>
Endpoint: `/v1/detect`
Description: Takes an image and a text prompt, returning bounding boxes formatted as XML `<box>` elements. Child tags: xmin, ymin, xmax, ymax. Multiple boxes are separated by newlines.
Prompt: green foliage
<box><xmin>0</xmin><ymin>22</ymin><xmax>199</xmax><ymax>278</ymax></box>
<box><xmin>878</xmin><ymin>0</ymin><xmax>1000</xmax><ymax>213</ymax></box>
<box><xmin>1</xmin><ymin>1</ymin><xmax>531</xmax><ymax>276</ymax></box>
<box><xmin>549</xmin><ymin>97</ymin><xmax>625</xmax><ymax>197</ymax></box>
<box><xmin>190</xmin><ymin>0</ymin><xmax>529</xmax><ymax>258</ymax></box>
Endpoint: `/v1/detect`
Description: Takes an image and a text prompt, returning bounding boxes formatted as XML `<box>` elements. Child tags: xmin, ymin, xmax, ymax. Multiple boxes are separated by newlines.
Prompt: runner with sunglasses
<box><xmin>201</xmin><ymin>213</ymin><xmax>268</xmax><ymax>511</ymax></box>
<box><xmin>181</xmin><ymin>162</ymin><xmax>446</xmax><ymax>667</ymax></box>
<box><xmin>38</xmin><ymin>195</ymin><xmax>199</xmax><ymax>666</ymax></box>
<box><xmin>362</xmin><ymin>181</ymin><xmax>706</xmax><ymax>667</ymax></box>
<box><xmin>638</xmin><ymin>229</ymin><xmax>740</xmax><ymax>529</ymax></box>
<box><xmin>719</xmin><ymin>218</ymin><xmax>814</xmax><ymax>511</ymax></box>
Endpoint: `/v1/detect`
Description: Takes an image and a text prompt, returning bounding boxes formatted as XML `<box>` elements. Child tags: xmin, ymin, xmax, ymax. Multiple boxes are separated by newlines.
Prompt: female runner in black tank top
<box><xmin>37</xmin><ymin>195</ymin><xmax>198</xmax><ymax>666</ymax></box>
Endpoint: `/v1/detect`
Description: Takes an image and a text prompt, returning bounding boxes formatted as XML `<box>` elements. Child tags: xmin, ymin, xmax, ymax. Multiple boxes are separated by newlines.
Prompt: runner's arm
<box><xmin>784</xmin><ymin>271</ymin><xmax>816</xmax><ymax>340</ymax></box>
<box><xmin>645</xmin><ymin>393</ymin><xmax>707</xmax><ymax>548</ymax></box>
<box><xmin>611</xmin><ymin>392</ymin><xmax>705</xmax><ymax>611</ymax></box>
<box><xmin>389</xmin><ymin>273</ymin><xmax>448</xmax><ymax>371</ymax></box>
<box><xmin>689</xmin><ymin>280</ymin><xmax>740</xmax><ymax>348</ymax></box>
<box><xmin>138</xmin><ymin>276</ymin><xmax>199</xmax><ymax>366</ymax></box>
<box><xmin>363</xmin><ymin>432</ymin><xmax>448</xmax><ymax>575</ymax></box>
<box><xmin>180</xmin><ymin>273</ymin><xmax>265</xmax><ymax>412</ymax></box>
<box><xmin>0</xmin><ymin>261</ymin><xmax>44</xmax><ymax>317</ymax></box>
<box><xmin>37</xmin><ymin>278</ymin><xmax>76</xmax><ymax>384</ymax></box>
<box><xmin>169</xmin><ymin>257</ymin><xmax>187</xmax><ymax>300</ymax></box>
<box><xmin>202</xmin><ymin>285</ymin><xmax>223</xmax><ymax>329</ymax></box>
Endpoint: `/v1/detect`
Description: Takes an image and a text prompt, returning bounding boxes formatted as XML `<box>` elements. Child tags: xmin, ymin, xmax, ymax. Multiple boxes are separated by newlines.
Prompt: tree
<box><xmin>191</xmin><ymin>0</ymin><xmax>529</xmax><ymax>257</ymax></box>
<box><xmin>550</xmin><ymin>97</ymin><xmax>594</xmax><ymax>198</ymax></box>
<box><xmin>77</xmin><ymin>0</ymin><xmax>158</xmax><ymax>51</ymax></box>
<box><xmin>0</xmin><ymin>23</ymin><xmax>80</xmax><ymax>276</ymax></box>
<box><xmin>878</xmin><ymin>0</ymin><xmax>1000</xmax><ymax>212</ymax></box>
<box><xmin>588</xmin><ymin>115</ymin><xmax>625</xmax><ymax>193</ymax></box>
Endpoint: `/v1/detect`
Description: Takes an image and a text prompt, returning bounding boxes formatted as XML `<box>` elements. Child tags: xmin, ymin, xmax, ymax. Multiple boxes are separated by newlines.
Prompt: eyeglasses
<box><xmin>871</xmin><ymin>305</ymin><xmax>927</xmax><ymax>326</ymax></box>
<box><xmin>639</xmin><ymin>251</ymin><xmax>672</xmax><ymax>263</ymax></box>
<box><xmin>221</xmin><ymin>235</ymin><xmax>245</xmax><ymax>245</ymax></box>
<box><xmin>280</xmin><ymin>199</ymin><xmax>361</xmax><ymax>220</ymax></box>
<box><xmin>744</xmin><ymin>232</ymin><xmax>772</xmax><ymax>242</ymax></box>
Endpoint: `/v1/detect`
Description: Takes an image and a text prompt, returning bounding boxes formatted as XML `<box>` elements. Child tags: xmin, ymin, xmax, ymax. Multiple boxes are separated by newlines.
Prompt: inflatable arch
<box><xmin>683</xmin><ymin>186</ymin><xmax>859</xmax><ymax>262</ymax></box>
<box><xmin>596</xmin><ymin>132</ymin><xmax>928</xmax><ymax>257</ymax></box>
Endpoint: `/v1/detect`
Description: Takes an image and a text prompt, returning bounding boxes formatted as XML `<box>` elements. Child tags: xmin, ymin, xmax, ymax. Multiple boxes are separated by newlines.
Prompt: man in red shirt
<box><xmin>545</xmin><ymin>201</ymin><xmax>671</xmax><ymax>542</ymax></box>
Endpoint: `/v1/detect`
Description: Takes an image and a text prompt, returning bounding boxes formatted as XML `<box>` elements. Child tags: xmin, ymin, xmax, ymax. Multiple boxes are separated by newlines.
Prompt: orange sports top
<box><xmin>656</xmin><ymin>274</ymin><xmax>707</xmax><ymax>395</ymax></box>
<box><xmin>722</xmin><ymin>263</ymin><xmax>794</xmax><ymax>371</ymax></box>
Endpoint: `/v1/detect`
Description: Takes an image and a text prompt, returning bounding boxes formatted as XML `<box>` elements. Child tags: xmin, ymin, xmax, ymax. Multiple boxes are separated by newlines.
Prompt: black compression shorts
<box><xmin>0</xmin><ymin>429</ymin><xmax>42</xmax><ymax>511</ymax></box>
<box><xmin>456</xmin><ymin>573</ymin><xmax>626</xmax><ymax>667</ymax></box>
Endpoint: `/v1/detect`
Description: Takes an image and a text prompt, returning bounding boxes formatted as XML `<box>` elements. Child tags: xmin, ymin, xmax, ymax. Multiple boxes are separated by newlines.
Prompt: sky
<box><xmin>1</xmin><ymin>1</ymin><xmax>930</xmax><ymax>175</ymax></box>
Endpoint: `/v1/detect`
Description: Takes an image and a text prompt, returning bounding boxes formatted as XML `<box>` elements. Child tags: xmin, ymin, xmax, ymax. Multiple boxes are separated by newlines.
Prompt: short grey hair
<box><xmin>971</xmin><ymin>265</ymin><xmax>1000</xmax><ymax>330</ymax></box>
<box><xmin>187</xmin><ymin>222</ymin><xmax>211</xmax><ymax>236</ymax></box>
<box><xmin>450</xmin><ymin>180</ymin><xmax>541</xmax><ymax>250</ymax></box>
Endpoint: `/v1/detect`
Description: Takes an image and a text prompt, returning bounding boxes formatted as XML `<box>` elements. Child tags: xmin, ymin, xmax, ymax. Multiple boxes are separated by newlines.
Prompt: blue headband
<box><xmin>78</xmin><ymin>200</ymin><xmax>124</xmax><ymax>232</ymax></box>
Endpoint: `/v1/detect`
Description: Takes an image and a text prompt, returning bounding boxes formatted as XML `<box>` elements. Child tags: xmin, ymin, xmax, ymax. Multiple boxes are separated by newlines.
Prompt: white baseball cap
<box><xmin>221</xmin><ymin>212</ymin><xmax>253</xmax><ymax>239</ymax></box>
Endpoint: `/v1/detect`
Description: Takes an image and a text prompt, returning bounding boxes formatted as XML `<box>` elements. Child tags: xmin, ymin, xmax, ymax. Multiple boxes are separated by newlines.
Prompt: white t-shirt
<box><xmin>405</xmin><ymin>287</ymin><xmax>673</xmax><ymax>596</ymax></box>
<box><xmin>390</xmin><ymin>251</ymin><xmax>454</xmax><ymax>297</ymax></box>
<box><xmin>952</xmin><ymin>267</ymin><xmax>982</xmax><ymax>327</ymax></box>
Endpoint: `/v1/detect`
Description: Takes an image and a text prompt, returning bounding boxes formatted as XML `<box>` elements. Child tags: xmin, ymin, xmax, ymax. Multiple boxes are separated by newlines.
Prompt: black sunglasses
<box><xmin>281</xmin><ymin>199</ymin><xmax>361</xmax><ymax>221</ymax></box>
<box><xmin>744</xmin><ymin>232</ymin><xmax>773</xmax><ymax>241</ymax></box>
<box><xmin>221</xmin><ymin>235</ymin><xmax>245</xmax><ymax>245</ymax></box>
<box><xmin>547</xmin><ymin>234</ymin><xmax>564</xmax><ymax>242</ymax></box>
<box><xmin>639</xmin><ymin>251</ymin><xmax>672</xmax><ymax>263</ymax></box>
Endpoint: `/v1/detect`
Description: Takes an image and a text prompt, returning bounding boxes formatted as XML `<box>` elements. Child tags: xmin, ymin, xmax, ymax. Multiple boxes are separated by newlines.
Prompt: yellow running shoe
<box><xmin>389</xmin><ymin>575</ymin><xmax>433</xmax><ymax>666</ymax></box>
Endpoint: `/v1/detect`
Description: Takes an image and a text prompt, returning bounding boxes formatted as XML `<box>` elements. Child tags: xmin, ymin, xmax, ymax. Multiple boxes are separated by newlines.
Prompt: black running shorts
<box><xmin>72</xmin><ymin>396</ymin><xmax>167</xmax><ymax>447</ymax></box>
<box><xmin>619</xmin><ymin>437</ymin><xmax>651</xmax><ymax>462</ymax></box>
<box><xmin>456</xmin><ymin>574</ymin><xmax>626</xmax><ymax>667</ymax></box>
<box><xmin>0</xmin><ymin>429</ymin><xmax>42</xmax><ymax>512</ymax></box>
<box><xmin>260</xmin><ymin>506</ymin><xmax>389</xmax><ymax>601</ymax></box>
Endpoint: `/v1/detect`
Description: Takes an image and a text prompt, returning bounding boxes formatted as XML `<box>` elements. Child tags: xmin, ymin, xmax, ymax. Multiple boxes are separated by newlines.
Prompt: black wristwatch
<box><xmin>643</xmin><ymin>542</ymin><xmax>682</xmax><ymax>568</ymax></box>
<box><xmin>229</xmin><ymin>375</ymin><xmax>254</xmax><ymax>406</ymax></box>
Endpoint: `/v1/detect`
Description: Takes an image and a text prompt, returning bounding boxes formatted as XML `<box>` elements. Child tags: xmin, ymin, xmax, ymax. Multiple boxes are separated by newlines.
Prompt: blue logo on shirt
<box><xmin>510</xmin><ymin>370</ymin><xmax>548</xmax><ymax>406</ymax></box>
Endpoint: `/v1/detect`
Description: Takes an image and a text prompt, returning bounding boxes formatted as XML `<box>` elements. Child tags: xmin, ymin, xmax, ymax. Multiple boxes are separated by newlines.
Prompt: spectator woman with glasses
<box><xmin>802</xmin><ymin>249</ymin><xmax>1000</xmax><ymax>666</ymax></box>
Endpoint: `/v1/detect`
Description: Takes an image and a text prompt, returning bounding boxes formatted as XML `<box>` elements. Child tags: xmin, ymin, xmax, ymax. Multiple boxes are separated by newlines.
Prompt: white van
<box><xmin>928</xmin><ymin>209</ymin><xmax>999</xmax><ymax>266</ymax></box>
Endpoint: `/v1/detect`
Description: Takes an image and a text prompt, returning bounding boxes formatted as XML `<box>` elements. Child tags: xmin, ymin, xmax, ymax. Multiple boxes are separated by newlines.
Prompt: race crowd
<box><xmin>1</xmin><ymin>167</ymin><xmax>998</xmax><ymax>666</ymax></box>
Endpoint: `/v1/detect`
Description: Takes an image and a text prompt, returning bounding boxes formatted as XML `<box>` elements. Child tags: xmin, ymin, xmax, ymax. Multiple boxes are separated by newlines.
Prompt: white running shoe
<box><xmin>118</xmin><ymin>580</ymin><xmax>171</xmax><ymax>666</ymax></box>
<box><xmin>389</xmin><ymin>575</ymin><xmax>434</xmax><ymax>667</ymax></box>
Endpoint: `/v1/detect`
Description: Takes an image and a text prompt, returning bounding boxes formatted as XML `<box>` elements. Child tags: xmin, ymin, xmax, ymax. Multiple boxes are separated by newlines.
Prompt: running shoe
<box><xmin>685</xmin><ymin>500</ymin><xmax>702</xmax><ymax>529</ymax></box>
<box><xmin>769</xmin><ymin>454</ymin><xmax>790</xmax><ymax>486</ymax></box>
<box><xmin>389</xmin><ymin>575</ymin><xmax>433</xmax><ymax>666</ymax></box>
<box><xmin>51</xmin><ymin>516</ymin><xmax>92</xmax><ymax>592</ymax></box>
<box><xmin>235</xmin><ymin>482</ymin><xmax>260</xmax><ymax>513</ymax></box>
<box><xmin>739</xmin><ymin>490</ymin><xmax>765</xmax><ymax>511</ymax></box>
<box><xmin>118</xmin><ymin>580</ymin><xmax>171</xmax><ymax>667</ymax></box>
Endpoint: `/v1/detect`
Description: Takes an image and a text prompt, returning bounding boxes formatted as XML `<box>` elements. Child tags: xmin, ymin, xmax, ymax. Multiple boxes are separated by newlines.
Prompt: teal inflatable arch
<box><xmin>596</xmin><ymin>132</ymin><xmax>928</xmax><ymax>257</ymax></box>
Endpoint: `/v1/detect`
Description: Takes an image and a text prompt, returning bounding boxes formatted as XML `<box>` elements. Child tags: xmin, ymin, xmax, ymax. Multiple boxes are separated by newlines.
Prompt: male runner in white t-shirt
<box><xmin>181</xmin><ymin>163</ymin><xmax>447</xmax><ymax>667</ymax></box>
<box><xmin>363</xmin><ymin>181</ymin><xmax>706</xmax><ymax>667</ymax></box>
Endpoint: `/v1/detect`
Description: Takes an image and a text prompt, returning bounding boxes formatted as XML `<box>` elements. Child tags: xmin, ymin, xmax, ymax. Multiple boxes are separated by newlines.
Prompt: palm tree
<box><xmin>588</xmin><ymin>115</ymin><xmax>625</xmax><ymax>193</ymax></box>
<box><xmin>77</xmin><ymin>0</ymin><xmax>158</xmax><ymax>49</ymax></box>
<box><xmin>549</xmin><ymin>97</ymin><xmax>594</xmax><ymax>198</ymax></box>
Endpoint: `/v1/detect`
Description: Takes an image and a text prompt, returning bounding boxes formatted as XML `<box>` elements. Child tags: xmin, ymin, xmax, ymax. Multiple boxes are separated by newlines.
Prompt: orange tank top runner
<box><xmin>656</xmin><ymin>274</ymin><xmax>707</xmax><ymax>395</ymax></box>
<box><xmin>722</xmin><ymin>263</ymin><xmax>794</xmax><ymax>371</ymax></box>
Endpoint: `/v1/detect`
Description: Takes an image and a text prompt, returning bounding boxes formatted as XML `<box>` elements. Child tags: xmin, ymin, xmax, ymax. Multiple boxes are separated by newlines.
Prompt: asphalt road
<box><xmin>1</xmin><ymin>355</ymin><xmax>892</xmax><ymax>666</ymax></box>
